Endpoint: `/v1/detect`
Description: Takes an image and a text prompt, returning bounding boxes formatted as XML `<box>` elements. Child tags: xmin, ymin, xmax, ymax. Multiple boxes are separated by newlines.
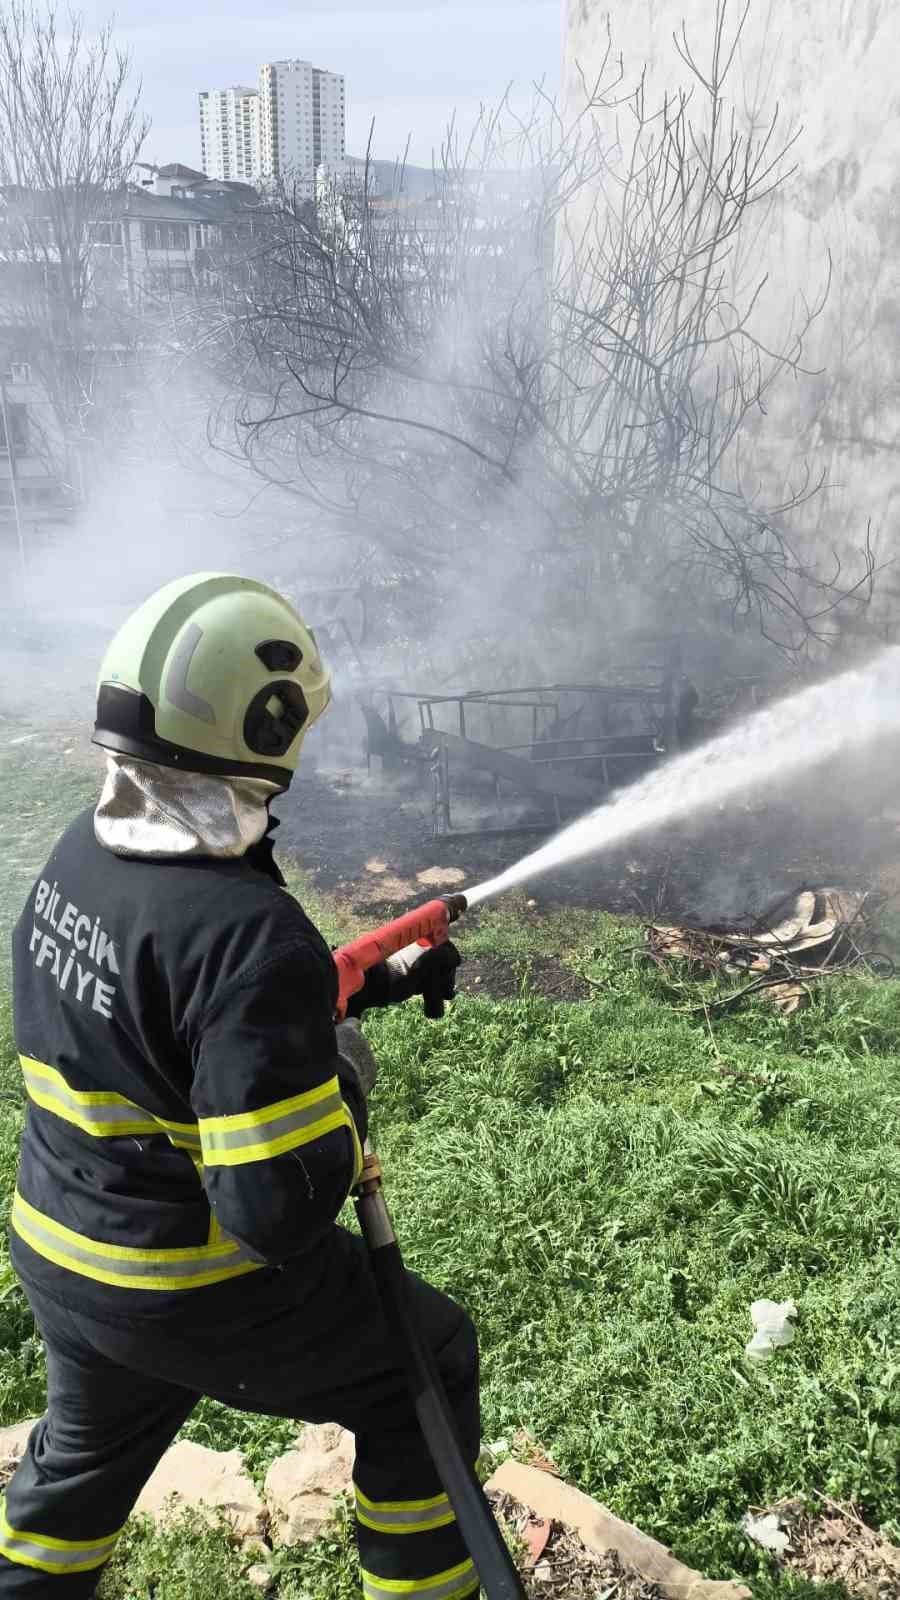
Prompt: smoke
<box><xmin>0</xmin><ymin>366</ymin><xmax>361</xmax><ymax>728</ymax></box>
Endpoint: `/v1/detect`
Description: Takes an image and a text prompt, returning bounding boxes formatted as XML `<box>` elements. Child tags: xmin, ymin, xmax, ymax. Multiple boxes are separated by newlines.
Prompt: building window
<box><xmin>141</xmin><ymin>221</ymin><xmax>191</xmax><ymax>250</ymax></box>
<box><xmin>0</xmin><ymin>401</ymin><xmax>28</xmax><ymax>455</ymax></box>
<box><xmin>89</xmin><ymin>220</ymin><xmax>123</xmax><ymax>245</ymax></box>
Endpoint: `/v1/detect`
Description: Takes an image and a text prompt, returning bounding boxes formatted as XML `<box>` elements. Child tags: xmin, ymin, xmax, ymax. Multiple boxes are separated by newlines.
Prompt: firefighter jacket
<box><xmin>9</xmin><ymin>807</ymin><xmax>368</xmax><ymax>1320</ymax></box>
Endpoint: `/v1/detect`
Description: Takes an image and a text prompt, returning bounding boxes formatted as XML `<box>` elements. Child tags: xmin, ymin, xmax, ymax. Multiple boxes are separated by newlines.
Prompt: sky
<box><xmin>77</xmin><ymin>0</ymin><xmax>563</xmax><ymax>172</ymax></box>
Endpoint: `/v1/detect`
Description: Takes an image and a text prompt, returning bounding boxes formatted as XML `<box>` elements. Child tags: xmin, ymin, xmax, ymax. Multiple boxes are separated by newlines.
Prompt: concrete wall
<box><xmin>563</xmin><ymin>0</ymin><xmax>900</xmax><ymax>615</ymax></box>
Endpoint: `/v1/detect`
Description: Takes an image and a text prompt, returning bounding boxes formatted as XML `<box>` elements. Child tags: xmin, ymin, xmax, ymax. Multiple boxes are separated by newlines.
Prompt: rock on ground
<box><xmin>264</xmin><ymin>1422</ymin><xmax>354</xmax><ymax>1546</ymax></box>
<box><xmin>0</xmin><ymin>1419</ymin><xmax>38</xmax><ymax>1481</ymax></box>
<box><xmin>245</xmin><ymin>1562</ymin><xmax>274</xmax><ymax>1593</ymax></box>
<box><xmin>134</xmin><ymin>1439</ymin><xmax>266</xmax><ymax>1540</ymax></box>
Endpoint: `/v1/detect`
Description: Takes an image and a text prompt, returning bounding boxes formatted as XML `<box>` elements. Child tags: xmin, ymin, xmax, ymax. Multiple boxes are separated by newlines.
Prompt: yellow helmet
<box><xmin>93</xmin><ymin>573</ymin><xmax>331</xmax><ymax>787</ymax></box>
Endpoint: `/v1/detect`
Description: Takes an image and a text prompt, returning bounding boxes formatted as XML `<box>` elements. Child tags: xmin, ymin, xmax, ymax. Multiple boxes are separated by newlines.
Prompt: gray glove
<box><xmin>336</xmin><ymin>1018</ymin><xmax>379</xmax><ymax>1099</ymax></box>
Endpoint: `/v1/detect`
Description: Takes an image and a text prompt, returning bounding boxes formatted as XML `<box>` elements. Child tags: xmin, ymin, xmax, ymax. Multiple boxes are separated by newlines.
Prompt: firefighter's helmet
<box><xmin>93</xmin><ymin>573</ymin><xmax>331</xmax><ymax>787</ymax></box>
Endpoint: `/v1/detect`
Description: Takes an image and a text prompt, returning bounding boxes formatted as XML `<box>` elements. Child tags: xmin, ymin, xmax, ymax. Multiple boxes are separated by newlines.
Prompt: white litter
<box><xmin>745</xmin><ymin>1299</ymin><xmax>797</xmax><ymax>1362</ymax></box>
<box><xmin>741</xmin><ymin>1511</ymin><xmax>791</xmax><ymax>1555</ymax></box>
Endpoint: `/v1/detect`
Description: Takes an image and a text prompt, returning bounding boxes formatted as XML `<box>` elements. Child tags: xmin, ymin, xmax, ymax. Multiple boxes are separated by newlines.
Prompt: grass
<box><xmin>2</xmin><ymin>742</ymin><xmax>900</xmax><ymax>1596</ymax></box>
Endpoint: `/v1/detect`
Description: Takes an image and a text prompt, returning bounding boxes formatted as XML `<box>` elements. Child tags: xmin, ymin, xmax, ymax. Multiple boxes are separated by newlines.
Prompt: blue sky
<box><xmin>80</xmin><ymin>1</ymin><xmax>562</xmax><ymax>170</ymax></box>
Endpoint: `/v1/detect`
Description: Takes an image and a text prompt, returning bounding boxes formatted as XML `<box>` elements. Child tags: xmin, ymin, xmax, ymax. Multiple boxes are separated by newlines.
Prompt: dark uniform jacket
<box><xmin>9</xmin><ymin>807</ymin><xmax>367</xmax><ymax>1322</ymax></box>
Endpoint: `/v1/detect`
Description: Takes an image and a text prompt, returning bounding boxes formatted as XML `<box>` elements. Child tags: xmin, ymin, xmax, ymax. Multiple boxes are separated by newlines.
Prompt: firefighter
<box><xmin>1</xmin><ymin>573</ymin><xmax>478</xmax><ymax>1600</ymax></box>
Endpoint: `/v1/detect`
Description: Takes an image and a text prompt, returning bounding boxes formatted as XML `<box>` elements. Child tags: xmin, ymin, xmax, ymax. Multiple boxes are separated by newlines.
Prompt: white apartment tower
<box><xmin>199</xmin><ymin>87</ymin><xmax>260</xmax><ymax>183</ymax></box>
<box><xmin>258</xmin><ymin>60</ymin><xmax>346</xmax><ymax>187</ymax></box>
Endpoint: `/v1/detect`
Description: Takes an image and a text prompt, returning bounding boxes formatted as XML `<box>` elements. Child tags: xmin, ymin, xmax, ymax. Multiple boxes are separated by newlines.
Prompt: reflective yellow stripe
<box><xmin>190</xmin><ymin>1155</ymin><xmax>224</xmax><ymax>1246</ymax></box>
<box><xmin>20</xmin><ymin>1056</ymin><xmax>159</xmax><ymax>1138</ymax></box>
<box><xmin>160</xmin><ymin>1121</ymin><xmax>203</xmax><ymax>1153</ymax></box>
<box><xmin>199</xmin><ymin>1077</ymin><xmax>361</xmax><ymax>1168</ymax></box>
<box><xmin>0</xmin><ymin>1504</ymin><xmax>122</xmax><ymax>1574</ymax></box>
<box><xmin>19</xmin><ymin>1055</ymin><xmax>201</xmax><ymax>1152</ymax></box>
<box><xmin>357</xmin><ymin>1489</ymin><xmax>453</xmax><ymax>1514</ymax></box>
<box><xmin>347</xmin><ymin>1114</ymin><xmax>364</xmax><ymax>1185</ymax></box>
<box><xmin>355</xmin><ymin>1484</ymin><xmax>456</xmax><ymax>1535</ymax></box>
<box><xmin>360</xmin><ymin>1558</ymin><xmax>478</xmax><ymax>1599</ymax></box>
<box><xmin>11</xmin><ymin>1192</ymin><xmax>261</xmax><ymax>1292</ymax></box>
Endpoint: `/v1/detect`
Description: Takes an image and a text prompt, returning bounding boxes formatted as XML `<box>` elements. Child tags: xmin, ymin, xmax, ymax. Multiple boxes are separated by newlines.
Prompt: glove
<box><xmin>386</xmin><ymin>941</ymin><xmax>462</xmax><ymax>1016</ymax></box>
<box><xmin>336</xmin><ymin>1019</ymin><xmax>379</xmax><ymax>1099</ymax></box>
<box><xmin>345</xmin><ymin>941</ymin><xmax>462</xmax><ymax>1020</ymax></box>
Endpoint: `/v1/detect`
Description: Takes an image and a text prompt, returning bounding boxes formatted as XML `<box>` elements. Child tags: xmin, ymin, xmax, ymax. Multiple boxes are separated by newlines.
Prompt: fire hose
<box><xmin>334</xmin><ymin>896</ymin><xmax>527</xmax><ymax>1600</ymax></box>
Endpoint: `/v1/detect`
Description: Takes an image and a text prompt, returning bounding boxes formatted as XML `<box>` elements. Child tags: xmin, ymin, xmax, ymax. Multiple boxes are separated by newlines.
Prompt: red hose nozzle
<box><xmin>333</xmin><ymin>894</ymin><xmax>467</xmax><ymax>1020</ymax></box>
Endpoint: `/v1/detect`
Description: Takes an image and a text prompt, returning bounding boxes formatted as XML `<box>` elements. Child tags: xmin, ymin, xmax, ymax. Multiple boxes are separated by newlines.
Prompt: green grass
<box><xmin>2</xmin><ymin>752</ymin><xmax>900</xmax><ymax>1596</ymax></box>
<box><xmin>0</xmin><ymin>733</ymin><xmax>100</xmax><ymax>986</ymax></box>
<box><xmin>359</xmin><ymin>960</ymin><xmax>900</xmax><ymax>1578</ymax></box>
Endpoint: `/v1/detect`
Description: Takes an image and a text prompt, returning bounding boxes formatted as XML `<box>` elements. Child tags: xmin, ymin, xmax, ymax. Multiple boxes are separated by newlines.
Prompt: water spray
<box><xmin>465</xmin><ymin>647</ymin><xmax>900</xmax><ymax>908</ymax></box>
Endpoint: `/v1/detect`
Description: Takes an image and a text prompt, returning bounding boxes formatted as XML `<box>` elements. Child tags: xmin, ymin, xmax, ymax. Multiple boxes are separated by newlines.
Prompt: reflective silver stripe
<box><xmin>355</xmin><ymin>1490</ymin><xmax>456</xmax><ymax>1535</ymax></box>
<box><xmin>0</xmin><ymin>1509</ymin><xmax>119</xmax><ymax>1574</ymax></box>
<box><xmin>11</xmin><ymin>1193</ymin><xmax>260</xmax><ymax>1291</ymax></box>
<box><xmin>360</xmin><ymin>1559</ymin><xmax>478</xmax><ymax>1600</ymax></box>
<box><xmin>200</xmin><ymin>1087</ymin><xmax>345</xmax><ymax>1160</ymax></box>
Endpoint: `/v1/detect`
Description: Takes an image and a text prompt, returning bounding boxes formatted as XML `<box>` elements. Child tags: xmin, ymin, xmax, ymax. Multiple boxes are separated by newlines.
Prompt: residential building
<box><xmin>0</xmin><ymin>172</ymin><xmax>264</xmax><ymax>558</ymax></box>
<box><xmin>258</xmin><ymin>60</ymin><xmax>345</xmax><ymax>189</ymax></box>
<box><xmin>137</xmin><ymin>161</ymin><xmax>208</xmax><ymax>197</ymax></box>
<box><xmin>199</xmin><ymin>86</ymin><xmax>260</xmax><ymax>183</ymax></box>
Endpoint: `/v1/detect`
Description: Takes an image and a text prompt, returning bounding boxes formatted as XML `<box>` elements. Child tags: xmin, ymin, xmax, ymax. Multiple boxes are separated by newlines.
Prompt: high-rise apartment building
<box><xmin>258</xmin><ymin>60</ymin><xmax>346</xmax><ymax>187</ymax></box>
<box><xmin>198</xmin><ymin>87</ymin><xmax>260</xmax><ymax>183</ymax></box>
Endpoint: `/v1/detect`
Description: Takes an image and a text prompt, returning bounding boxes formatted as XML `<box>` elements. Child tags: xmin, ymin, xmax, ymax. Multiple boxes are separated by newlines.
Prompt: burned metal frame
<box><xmin>363</xmin><ymin>679</ymin><xmax>690</xmax><ymax>839</ymax></box>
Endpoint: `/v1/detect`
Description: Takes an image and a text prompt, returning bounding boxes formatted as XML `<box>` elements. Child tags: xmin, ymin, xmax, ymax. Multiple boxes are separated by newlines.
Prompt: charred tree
<box><xmin>0</xmin><ymin>4</ymin><xmax>148</xmax><ymax>483</ymax></box>
<box><xmin>199</xmin><ymin>0</ymin><xmax>874</xmax><ymax>668</ymax></box>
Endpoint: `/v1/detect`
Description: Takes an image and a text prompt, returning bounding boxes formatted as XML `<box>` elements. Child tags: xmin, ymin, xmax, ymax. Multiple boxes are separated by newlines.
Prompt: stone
<box><xmin>134</xmin><ymin>1440</ymin><xmax>266</xmax><ymax>1540</ymax></box>
<box><xmin>487</xmin><ymin>1461</ymin><xmax>751</xmax><ymax>1600</ymax></box>
<box><xmin>264</xmin><ymin>1423</ymin><xmax>354</xmax><ymax>1546</ymax></box>
<box><xmin>246</xmin><ymin>1563</ymin><xmax>274</xmax><ymax>1592</ymax></box>
<box><xmin>0</xmin><ymin>1419</ymin><xmax>39</xmax><ymax>1474</ymax></box>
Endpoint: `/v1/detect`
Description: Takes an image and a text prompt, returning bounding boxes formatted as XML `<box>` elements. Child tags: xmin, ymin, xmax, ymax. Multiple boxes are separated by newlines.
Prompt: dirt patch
<box><xmin>351</xmin><ymin>872</ymin><xmax>419</xmax><ymax>905</ymax></box>
<box><xmin>457</xmin><ymin>955</ymin><xmax>596</xmax><ymax>1002</ymax></box>
<box><xmin>416</xmin><ymin>866</ymin><xmax>467</xmax><ymax>888</ymax></box>
<box><xmin>764</xmin><ymin>1499</ymin><xmax>900</xmax><ymax>1596</ymax></box>
<box><xmin>490</xmin><ymin>1492</ymin><xmax>665</xmax><ymax>1600</ymax></box>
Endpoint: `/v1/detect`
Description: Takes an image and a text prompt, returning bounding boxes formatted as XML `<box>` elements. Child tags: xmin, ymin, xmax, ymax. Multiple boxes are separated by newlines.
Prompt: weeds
<box><xmin>97</xmin><ymin>1510</ymin><xmax>260</xmax><ymax>1600</ymax></box>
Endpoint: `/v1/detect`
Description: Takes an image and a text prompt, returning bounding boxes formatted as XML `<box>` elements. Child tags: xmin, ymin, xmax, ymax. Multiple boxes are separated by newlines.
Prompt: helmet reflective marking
<box><xmin>163</xmin><ymin>623</ymin><xmax>216</xmax><ymax>725</ymax></box>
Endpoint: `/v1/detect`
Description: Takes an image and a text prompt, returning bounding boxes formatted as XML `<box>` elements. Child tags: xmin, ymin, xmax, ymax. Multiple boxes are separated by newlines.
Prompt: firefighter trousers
<box><xmin>0</xmin><ymin>1225</ymin><xmax>481</xmax><ymax>1600</ymax></box>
